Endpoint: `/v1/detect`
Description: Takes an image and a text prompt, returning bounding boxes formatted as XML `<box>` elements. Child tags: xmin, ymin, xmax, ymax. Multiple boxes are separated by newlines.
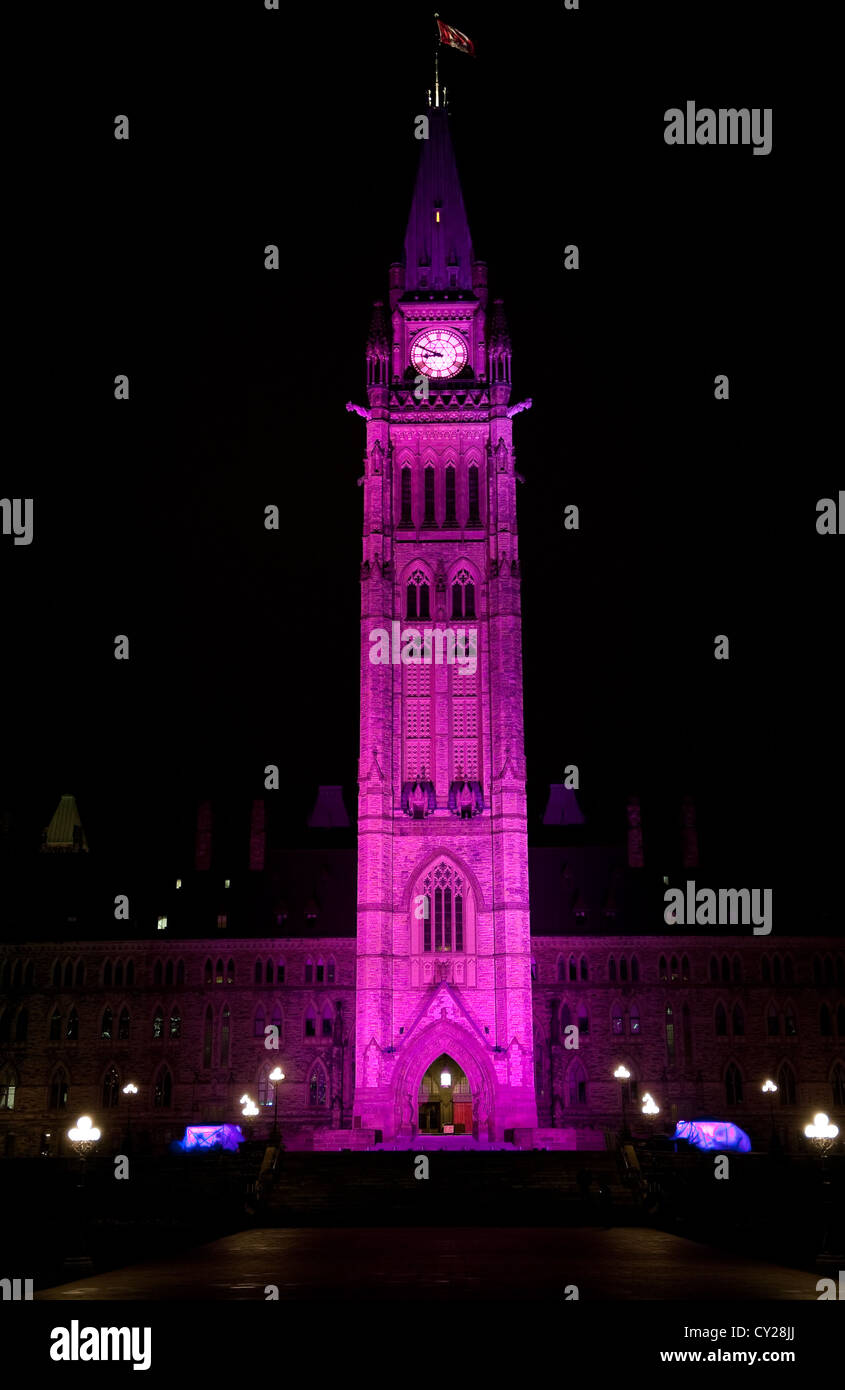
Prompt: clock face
<box><xmin>410</xmin><ymin>328</ymin><xmax>468</xmax><ymax>379</ymax></box>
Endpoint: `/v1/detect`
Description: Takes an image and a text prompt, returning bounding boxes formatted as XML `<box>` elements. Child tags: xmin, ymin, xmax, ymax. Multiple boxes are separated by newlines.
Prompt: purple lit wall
<box><xmin>351</xmin><ymin>105</ymin><xmax>537</xmax><ymax>1142</ymax></box>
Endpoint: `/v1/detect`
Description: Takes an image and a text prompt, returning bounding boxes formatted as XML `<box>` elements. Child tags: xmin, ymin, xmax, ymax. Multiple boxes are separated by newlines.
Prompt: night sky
<box><xmin>4</xmin><ymin>4</ymin><xmax>839</xmax><ymax>921</ymax></box>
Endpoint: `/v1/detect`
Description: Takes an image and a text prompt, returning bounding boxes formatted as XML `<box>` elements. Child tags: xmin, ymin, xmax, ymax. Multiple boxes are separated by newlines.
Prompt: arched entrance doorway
<box><xmin>418</xmin><ymin>1052</ymin><xmax>473</xmax><ymax>1135</ymax></box>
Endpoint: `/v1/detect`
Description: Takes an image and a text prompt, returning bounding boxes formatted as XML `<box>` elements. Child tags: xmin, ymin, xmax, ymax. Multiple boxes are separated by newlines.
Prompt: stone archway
<box><xmin>392</xmin><ymin>1019</ymin><xmax>498</xmax><ymax>1140</ymax></box>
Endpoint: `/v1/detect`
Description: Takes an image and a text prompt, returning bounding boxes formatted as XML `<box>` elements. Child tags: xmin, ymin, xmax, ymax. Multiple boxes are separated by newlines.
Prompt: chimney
<box><xmin>249</xmin><ymin>798</ymin><xmax>266</xmax><ymax>871</ymax></box>
<box><xmin>681</xmin><ymin>795</ymin><xmax>699</xmax><ymax>868</ymax></box>
<box><xmin>626</xmin><ymin>796</ymin><xmax>644</xmax><ymax>868</ymax></box>
<box><xmin>195</xmin><ymin>801</ymin><xmax>212</xmax><ymax>871</ymax></box>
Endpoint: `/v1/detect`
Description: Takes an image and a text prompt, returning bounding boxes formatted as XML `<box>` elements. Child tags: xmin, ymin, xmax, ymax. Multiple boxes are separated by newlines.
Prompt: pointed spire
<box><xmin>404</xmin><ymin>108</ymin><xmax>474</xmax><ymax>293</ymax></box>
<box><xmin>41</xmin><ymin>794</ymin><xmax>88</xmax><ymax>853</ymax></box>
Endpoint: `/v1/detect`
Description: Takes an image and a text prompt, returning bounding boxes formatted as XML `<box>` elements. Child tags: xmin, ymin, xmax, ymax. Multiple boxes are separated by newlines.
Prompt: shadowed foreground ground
<box><xmin>36</xmin><ymin>1226</ymin><xmax>821</xmax><ymax>1300</ymax></box>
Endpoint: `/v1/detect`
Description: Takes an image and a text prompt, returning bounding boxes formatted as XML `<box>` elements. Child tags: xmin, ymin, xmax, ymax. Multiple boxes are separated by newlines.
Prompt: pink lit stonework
<box><xmin>351</xmin><ymin>105</ymin><xmax>537</xmax><ymax>1142</ymax></box>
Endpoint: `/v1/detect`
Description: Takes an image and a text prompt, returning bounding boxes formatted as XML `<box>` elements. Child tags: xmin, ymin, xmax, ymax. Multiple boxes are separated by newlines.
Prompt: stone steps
<box><xmin>262</xmin><ymin>1150</ymin><xmax>641</xmax><ymax>1225</ymax></box>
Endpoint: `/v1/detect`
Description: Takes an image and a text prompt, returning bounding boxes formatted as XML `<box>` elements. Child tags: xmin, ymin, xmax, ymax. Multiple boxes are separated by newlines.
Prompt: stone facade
<box><xmin>2</xmin><ymin>936</ymin><xmax>843</xmax><ymax>1156</ymax></box>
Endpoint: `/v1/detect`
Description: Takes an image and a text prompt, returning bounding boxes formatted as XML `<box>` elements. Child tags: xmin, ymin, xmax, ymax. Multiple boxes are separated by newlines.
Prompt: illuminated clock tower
<box><xmin>351</xmin><ymin>97</ymin><xmax>537</xmax><ymax>1142</ymax></box>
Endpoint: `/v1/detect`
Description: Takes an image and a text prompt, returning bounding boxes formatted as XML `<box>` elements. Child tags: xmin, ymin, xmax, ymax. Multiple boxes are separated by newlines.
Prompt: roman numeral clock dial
<box><xmin>410</xmin><ymin>328</ymin><xmax>468</xmax><ymax>379</ymax></box>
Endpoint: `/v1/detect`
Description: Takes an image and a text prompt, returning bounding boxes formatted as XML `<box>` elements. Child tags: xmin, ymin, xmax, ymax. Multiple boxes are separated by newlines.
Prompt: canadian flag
<box><xmin>436</xmin><ymin>19</ymin><xmax>475</xmax><ymax>56</ymax></box>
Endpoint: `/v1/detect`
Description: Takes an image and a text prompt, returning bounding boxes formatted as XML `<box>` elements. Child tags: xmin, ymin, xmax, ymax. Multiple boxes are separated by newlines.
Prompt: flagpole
<box><xmin>433</xmin><ymin>12</ymin><xmax>440</xmax><ymax>107</ymax></box>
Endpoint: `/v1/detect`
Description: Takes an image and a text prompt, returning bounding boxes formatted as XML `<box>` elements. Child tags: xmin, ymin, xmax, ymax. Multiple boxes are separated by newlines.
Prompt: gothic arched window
<box><xmin>450</xmin><ymin>567</ymin><xmax>476</xmax><ymax>620</ymax></box>
<box><xmin>832</xmin><ymin>1063</ymin><xmax>845</xmax><ymax>1108</ymax></box>
<box><xmin>101</xmin><ymin>1008</ymin><xmax>113</xmax><ymax>1040</ymax></box>
<box><xmin>49</xmin><ymin>1009</ymin><xmax>61</xmax><ymax>1041</ymax></box>
<box><xmin>399</xmin><ymin>466</ymin><xmax>413</xmax><ymax>528</ymax></box>
<box><xmin>715</xmin><ymin>1002</ymin><xmax>727</xmax><ymax>1036</ymax></box>
<box><xmin>102</xmin><ymin>1066</ymin><xmax>119</xmax><ymax>1108</ymax></box>
<box><xmin>629</xmin><ymin>1004</ymin><xmax>640</xmax><ymax>1036</ymax></box>
<box><xmin>220</xmin><ymin>1006</ymin><xmax>230</xmax><ymax>1065</ymax></box>
<box><xmin>444</xmin><ymin>463</ymin><xmax>457</xmax><ymax>526</ymax></box>
<box><xmin>725</xmin><ymin>1062</ymin><xmax>742</xmax><ymax>1106</ymax></box>
<box><xmin>118</xmin><ymin>1007</ymin><xmax>130</xmax><ymax>1041</ymax></box>
<box><xmin>581</xmin><ymin>956</ymin><xmax>589</xmax><ymax>981</ymax></box>
<box><xmin>423</xmin><ymin>464</ymin><xmax>436</xmax><ymax>527</ymax></box>
<box><xmin>154</xmin><ymin>1066</ymin><xmax>172</xmax><ymax>1109</ymax></box>
<box><xmin>66</xmin><ymin>1008</ymin><xmax>79</xmax><ymax>1041</ymax></box>
<box><xmin>732</xmin><ymin>1003</ymin><xmax>745</xmax><ymax>1036</ymax></box>
<box><xmin>165</xmin><ymin>960</ymin><xmax>174</xmax><ymax>987</ymax></box>
<box><xmin>566</xmin><ymin>1059</ymin><xmax>587</xmax><ymax>1107</ymax></box>
<box><xmin>406</xmin><ymin>568</ymin><xmax>431</xmax><ymax>621</ymax></box>
<box><xmin>169</xmin><ymin>1007</ymin><xmax>181</xmax><ymax>1040</ymax></box>
<box><xmin>422</xmin><ymin>861</ymin><xmax>464</xmax><ymax>953</ymax></box>
<box><xmin>467</xmin><ymin>464</ymin><xmax>481</xmax><ymax>526</ymax></box>
<box><xmin>619</xmin><ymin>956</ymin><xmax>628</xmax><ymax>983</ymax></box>
<box><xmin>152</xmin><ymin>1007</ymin><xmax>164</xmax><ymax>1040</ymax></box>
<box><xmin>308</xmin><ymin>1064</ymin><xmax>328</xmax><ymax>1106</ymax></box>
<box><xmin>254</xmin><ymin>1006</ymin><xmax>266</xmax><ymax>1038</ymax></box>
<box><xmin>49</xmin><ymin>1068</ymin><xmax>69</xmax><ymax>1111</ymax></box>
<box><xmin>665</xmin><ymin>1005</ymin><xmax>675</xmax><ymax>1062</ymax></box>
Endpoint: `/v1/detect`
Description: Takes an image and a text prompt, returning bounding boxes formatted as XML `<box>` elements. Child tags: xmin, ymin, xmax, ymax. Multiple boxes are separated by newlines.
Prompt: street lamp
<box><xmin>614</xmin><ymin>1065</ymin><xmax>631</xmax><ymax>1141</ymax></box>
<box><xmin>762</xmin><ymin>1079</ymin><xmax>778</xmax><ymax>1151</ymax></box>
<box><xmin>269</xmin><ymin>1067</ymin><xmax>285</xmax><ymax>1146</ymax></box>
<box><xmin>67</xmin><ymin>1115</ymin><xmax>101</xmax><ymax>1158</ymax></box>
<box><xmin>805</xmin><ymin>1112</ymin><xmax>839</xmax><ymax>1158</ymax></box>
<box><xmin>241</xmin><ymin>1094</ymin><xmax>259</xmax><ymax>1139</ymax></box>
<box><xmin>804</xmin><ymin>1112</ymin><xmax>840</xmax><ymax>1266</ymax></box>
<box><xmin>64</xmin><ymin>1116</ymin><xmax>101</xmax><ymax>1277</ymax></box>
<box><xmin>122</xmin><ymin>1082</ymin><xmax>138</xmax><ymax>1151</ymax></box>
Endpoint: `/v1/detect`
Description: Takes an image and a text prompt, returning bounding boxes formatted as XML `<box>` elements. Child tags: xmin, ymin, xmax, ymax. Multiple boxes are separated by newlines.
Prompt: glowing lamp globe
<box><xmin>440</xmin><ymin>1071</ymin><xmax>452</xmax><ymax>1088</ymax></box>
<box><xmin>67</xmin><ymin>1116</ymin><xmax>101</xmax><ymax>1154</ymax></box>
<box><xmin>805</xmin><ymin>1113</ymin><xmax>839</xmax><ymax>1139</ymax></box>
<box><xmin>269</xmin><ymin>1068</ymin><xmax>285</xmax><ymax>1083</ymax></box>
<box><xmin>613</xmin><ymin>1065</ymin><xmax>630</xmax><ymax>1080</ymax></box>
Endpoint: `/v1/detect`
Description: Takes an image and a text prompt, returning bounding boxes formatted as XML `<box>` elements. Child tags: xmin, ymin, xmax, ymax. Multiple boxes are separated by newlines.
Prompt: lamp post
<box><xmin>269</xmin><ymin>1067</ymin><xmax>285</xmax><ymax>1147</ymax></box>
<box><xmin>614</xmin><ymin>1065</ymin><xmax>631</xmax><ymax>1141</ymax></box>
<box><xmin>804</xmin><ymin>1112</ymin><xmax>839</xmax><ymax>1266</ymax></box>
<box><xmin>122</xmin><ymin>1082</ymin><xmax>138</xmax><ymax>1152</ymax></box>
<box><xmin>761</xmin><ymin>1079</ymin><xmax>778</xmax><ymax>1151</ymax></box>
<box><xmin>641</xmin><ymin>1092</ymin><xmax>660</xmax><ymax>1136</ymax></box>
<box><xmin>241</xmin><ymin>1094</ymin><xmax>259</xmax><ymax>1141</ymax></box>
<box><xmin>64</xmin><ymin>1116</ymin><xmax>101</xmax><ymax>1277</ymax></box>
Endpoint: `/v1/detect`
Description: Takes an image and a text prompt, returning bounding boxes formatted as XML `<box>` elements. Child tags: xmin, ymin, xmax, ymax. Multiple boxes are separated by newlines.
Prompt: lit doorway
<box><xmin>418</xmin><ymin>1053</ymin><xmax>472</xmax><ymax>1134</ymax></box>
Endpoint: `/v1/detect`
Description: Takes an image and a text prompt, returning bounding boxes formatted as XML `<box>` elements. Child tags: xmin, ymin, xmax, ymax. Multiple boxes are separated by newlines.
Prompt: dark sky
<box><xmin>4</xmin><ymin>3</ymin><xmax>840</xmax><ymax>905</ymax></box>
